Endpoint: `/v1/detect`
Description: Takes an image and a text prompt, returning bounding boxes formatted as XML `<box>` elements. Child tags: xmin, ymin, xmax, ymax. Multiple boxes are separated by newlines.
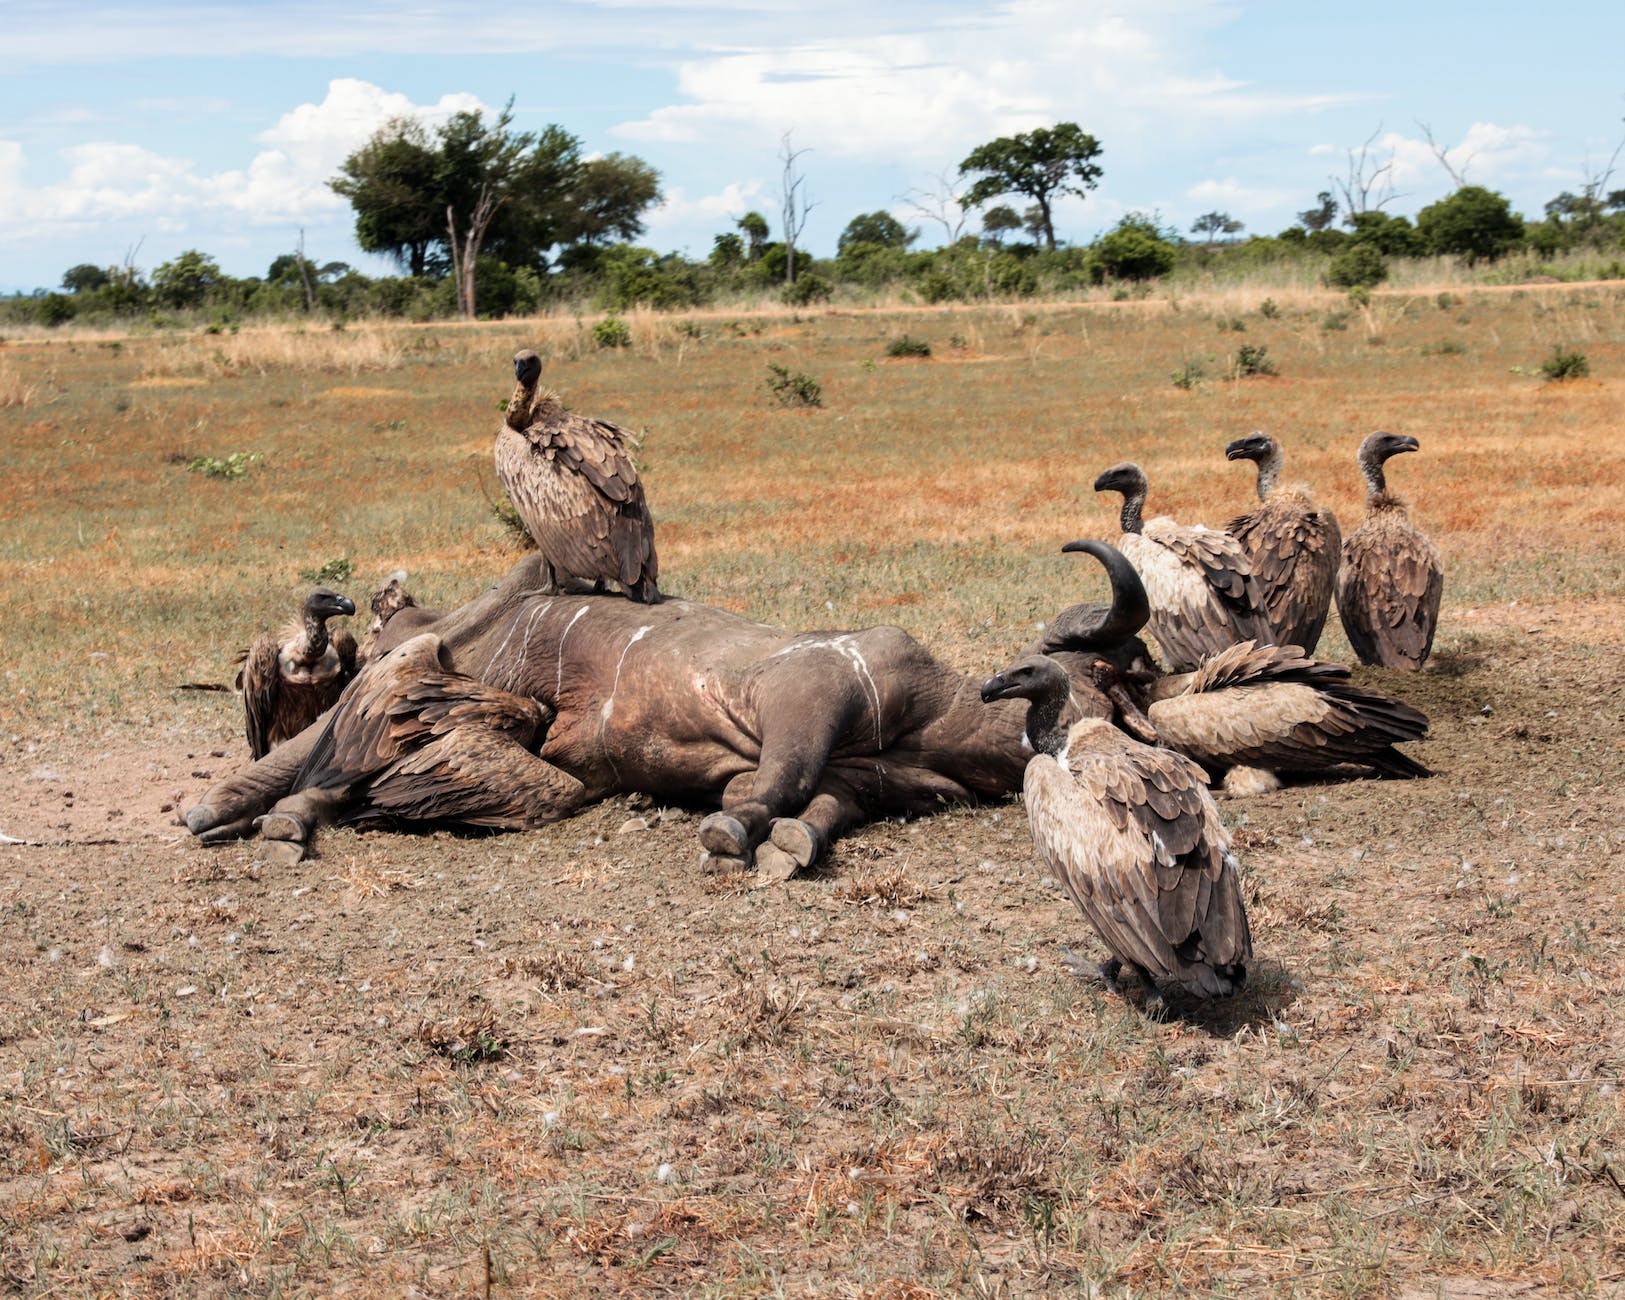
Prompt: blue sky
<box><xmin>3</xmin><ymin>0</ymin><xmax>1622</xmax><ymax>291</ymax></box>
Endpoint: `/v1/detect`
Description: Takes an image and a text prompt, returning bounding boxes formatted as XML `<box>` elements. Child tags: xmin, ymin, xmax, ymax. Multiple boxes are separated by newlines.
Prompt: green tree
<box><xmin>1298</xmin><ymin>190</ymin><xmax>1339</xmax><ymax>233</ymax></box>
<box><xmin>152</xmin><ymin>250</ymin><xmax>224</xmax><ymax>309</ymax></box>
<box><xmin>329</xmin><ymin>117</ymin><xmax>444</xmax><ymax>277</ymax></box>
<box><xmin>736</xmin><ymin>211</ymin><xmax>770</xmax><ymax>261</ymax></box>
<box><xmin>1094</xmin><ymin>213</ymin><xmax>1177</xmax><ymax>281</ymax></box>
<box><xmin>837</xmin><ymin>211</ymin><xmax>914</xmax><ymax>251</ymax></box>
<box><xmin>1416</xmin><ymin>185</ymin><xmax>1524</xmax><ymax>264</ymax></box>
<box><xmin>958</xmin><ymin>122</ymin><xmax>1103</xmax><ymax>250</ymax></box>
<box><xmin>1344</xmin><ymin>210</ymin><xmax>1424</xmax><ymax>256</ymax></box>
<box><xmin>980</xmin><ymin>205</ymin><xmax>1023</xmax><ymax>247</ymax></box>
<box><xmin>1191</xmin><ymin>211</ymin><xmax>1244</xmax><ymax>244</ymax></box>
<box><xmin>61</xmin><ymin>264</ymin><xmax>109</xmax><ymax>294</ymax></box>
<box><xmin>1326</xmin><ymin>242</ymin><xmax>1388</xmax><ymax>289</ymax></box>
<box><xmin>710</xmin><ymin>231</ymin><xmax>745</xmax><ymax>269</ymax></box>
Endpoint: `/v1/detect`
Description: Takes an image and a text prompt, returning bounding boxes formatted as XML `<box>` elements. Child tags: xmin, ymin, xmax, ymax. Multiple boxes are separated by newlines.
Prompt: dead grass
<box><xmin>1</xmin><ymin>288</ymin><xmax>1624</xmax><ymax>1295</ymax></box>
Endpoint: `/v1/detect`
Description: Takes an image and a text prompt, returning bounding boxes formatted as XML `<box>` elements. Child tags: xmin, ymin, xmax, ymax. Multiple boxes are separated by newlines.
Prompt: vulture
<box><xmin>1336</xmin><ymin>432</ymin><xmax>1444</xmax><ymax>670</ymax></box>
<box><xmin>1137</xmin><ymin>639</ymin><xmax>1431</xmax><ymax>789</ymax></box>
<box><xmin>357</xmin><ymin>572</ymin><xmax>418</xmax><ymax>666</ymax></box>
<box><xmin>496</xmin><ymin>349</ymin><xmax>660</xmax><ymax>603</ymax></box>
<box><xmin>981</xmin><ymin>654</ymin><xmax>1252</xmax><ymax>1011</ymax></box>
<box><xmin>1224</xmin><ymin>432</ymin><xmax>1341</xmax><ymax>653</ymax></box>
<box><xmin>285</xmin><ymin>632</ymin><xmax>584</xmax><ymax>834</ymax></box>
<box><xmin>1092</xmin><ymin>461</ymin><xmax>1272</xmax><ymax>671</ymax></box>
<box><xmin>236</xmin><ymin>588</ymin><xmax>358</xmax><ymax>759</ymax></box>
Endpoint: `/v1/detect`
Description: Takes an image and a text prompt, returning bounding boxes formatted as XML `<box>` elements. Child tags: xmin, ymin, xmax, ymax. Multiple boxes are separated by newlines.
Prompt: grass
<box><xmin>1</xmin><ymin>283</ymin><xmax>1624</xmax><ymax>1295</ymax></box>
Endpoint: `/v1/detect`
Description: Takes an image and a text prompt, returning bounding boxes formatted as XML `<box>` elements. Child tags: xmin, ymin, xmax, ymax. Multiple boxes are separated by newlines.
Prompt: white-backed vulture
<box><xmin>265</xmin><ymin>632</ymin><xmax>584</xmax><ymax>842</ymax></box>
<box><xmin>357</xmin><ymin>572</ymin><xmax>417</xmax><ymax>666</ymax></box>
<box><xmin>496</xmin><ymin>350</ymin><xmax>659</xmax><ymax>603</ymax></box>
<box><xmin>1336</xmin><ymin>432</ymin><xmax>1444</xmax><ymax>670</ymax></box>
<box><xmin>236</xmin><ymin>588</ymin><xmax>358</xmax><ymax>759</ymax></box>
<box><xmin>1138</xmin><ymin>639</ymin><xmax>1431</xmax><ymax>786</ymax></box>
<box><xmin>1224</xmin><ymin>432</ymin><xmax>1341</xmax><ymax>653</ymax></box>
<box><xmin>1093</xmin><ymin>461</ymin><xmax>1272</xmax><ymax>671</ymax></box>
<box><xmin>980</xmin><ymin>655</ymin><xmax>1252</xmax><ymax>1010</ymax></box>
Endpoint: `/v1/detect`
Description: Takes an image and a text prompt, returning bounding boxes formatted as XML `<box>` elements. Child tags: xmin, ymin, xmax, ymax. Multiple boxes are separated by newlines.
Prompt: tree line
<box><xmin>10</xmin><ymin>113</ymin><xmax>1625</xmax><ymax>329</ymax></box>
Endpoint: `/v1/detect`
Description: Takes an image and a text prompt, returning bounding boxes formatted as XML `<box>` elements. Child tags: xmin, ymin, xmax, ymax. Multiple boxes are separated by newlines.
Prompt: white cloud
<box><xmin>1185</xmin><ymin>178</ymin><xmax>1295</xmax><ymax>215</ymax></box>
<box><xmin>1379</xmin><ymin>121</ymin><xmax>1551</xmax><ymax>191</ymax></box>
<box><xmin>0</xmin><ymin>80</ymin><xmax>488</xmax><ymax>241</ymax></box>
<box><xmin>644</xmin><ymin>180</ymin><xmax>767</xmax><ymax>232</ymax></box>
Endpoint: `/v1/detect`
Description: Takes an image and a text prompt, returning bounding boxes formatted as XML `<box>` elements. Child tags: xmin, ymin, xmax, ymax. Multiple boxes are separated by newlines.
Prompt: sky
<box><xmin>2</xmin><ymin>0</ymin><xmax>1623</xmax><ymax>292</ymax></box>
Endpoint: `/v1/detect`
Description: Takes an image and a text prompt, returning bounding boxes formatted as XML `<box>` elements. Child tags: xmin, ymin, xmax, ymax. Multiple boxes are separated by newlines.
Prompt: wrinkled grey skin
<box><xmin>188</xmin><ymin>554</ymin><xmax>1122</xmax><ymax>871</ymax></box>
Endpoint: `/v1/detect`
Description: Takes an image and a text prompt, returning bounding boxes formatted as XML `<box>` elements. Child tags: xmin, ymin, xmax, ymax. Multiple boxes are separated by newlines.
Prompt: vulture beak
<box><xmin>1224</xmin><ymin>437</ymin><xmax>1256</xmax><ymax>461</ymax></box>
<box><xmin>1390</xmin><ymin>434</ymin><xmax>1420</xmax><ymax>455</ymax></box>
<box><xmin>335</xmin><ymin>595</ymin><xmax>356</xmax><ymax>617</ymax></box>
<box><xmin>979</xmin><ymin>673</ymin><xmax>1012</xmax><ymax>705</ymax></box>
<box><xmin>1091</xmin><ymin>470</ymin><xmax>1117</xmax><ymax>493</ymax></box>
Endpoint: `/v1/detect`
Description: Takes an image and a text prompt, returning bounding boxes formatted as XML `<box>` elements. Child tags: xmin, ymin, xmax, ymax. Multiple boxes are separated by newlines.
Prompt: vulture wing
<box><xmin>1125</xmin><ymin>521</ymin><xmax>1272</xmax><ymax>670</ymax></box>
<box><xmin>236</xmin><ymin>634</ymin><xmax>282</xmax><ymax>760</ymax></box>
<box><xmin>1148</xmin><ymin>641</ymin><xmax>1430</xmax><ymax>777</ymax></box>
<box><xmin>1337</xmin><ymin>513</ymin><xmax>1444</xmax><ymax>669</ymax></box>
<box><xmin>1227</xmin><ymin>493</ymin><xmax>1341</xmax><ymax>652</ymax></box>
<box><xmin>1023</xmin><ymin>722</ymin><xmax>1251</xmax><ymax>996</ymax></box>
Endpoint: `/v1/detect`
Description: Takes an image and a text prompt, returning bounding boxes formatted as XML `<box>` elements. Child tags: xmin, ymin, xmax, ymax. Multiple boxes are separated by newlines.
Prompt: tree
<box><xmin>959</xmin><ymin>123</ymin><xmax>1103</xmax><ymax>251</ymax></box>
<box><xmin>898</xmin><ymin>168</ymin><xmax>971</xmax><ymax>245</ymax></box>
<box><xmin>1326</xmin><ymin>242</ymin><xmax>1388</xmax><ymax>290</ymax></box>
<box><xmin>152</xmin><ymin>250</ymin><xmax>224</xmax><ymax>309</ymax></box>
<box><xmin>710</xmin><ymin>232</ymin><xmax>746</xmax><ymax>269</ymax></box>
<box><xmin>1191</xmin><ymin>211</ymin><xmax>1244</xmax><ymax>244</ymax></box>
<box><xmin>1334</xmin><ymin>127</ymin><xmax>1399</xmax><ymax>216</ymax></box>
<box><xmin>1344</xmin><ymin>210</ymin><xmax>1424</xmax><ymax>257</ymax></box>
<box><xmin>1093</xmin><ymin>213</ymin><xmax>1177</xmax><ymax>281</ymax></box>
<box><xmin>779</xmin><ymin>132</ymin><xmax>817</xmax><ymax>284</ymax></box>
<box><xmin>330</xmin><ymin>117</ymin><xmax>444</xmax><ymax>277</ymax></box>
<box><xmin>61</xmin><ymin>264</ymin><xmax>109</xmax><ymax>294</ymax></box>
<box><xmin>980</xmin><ymin>205</ymin><xmax>1023</xmax><ymax>247</ymax></box>
<box><xmin>837</xmin><ymin>211</ymin><xmax>914</xmax><ymax>252</ymax></box>
<box><xmin>1416</xmin><ymin>185</ymin><xmax>1524</xmax><ymax>264</ymax></box>
<box><xmin>1298</xmin><ymin>191</ymin><xmax>1339</xmax><ymax>233</ymax></box>
<box><xmin>736</xmin><ymin>212</ymin><xmax>769</xmax><ymax>262</ymax></box>
<box><xmin>561</xmin><ymin>154</ymin><xmax>662</xmax><ymax>247</ymax></box>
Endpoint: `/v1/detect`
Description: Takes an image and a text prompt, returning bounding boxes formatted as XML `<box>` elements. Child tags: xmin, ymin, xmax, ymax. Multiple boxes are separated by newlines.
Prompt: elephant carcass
<box><xmin>187</xmin><ymin>556</ymin><xmax>1118</xmax><ymax>872</ymax></box>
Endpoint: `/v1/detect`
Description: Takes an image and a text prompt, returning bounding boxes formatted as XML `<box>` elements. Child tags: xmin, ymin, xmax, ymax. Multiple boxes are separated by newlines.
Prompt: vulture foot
<box><xmin>768</xmin><ymin>817</ymin><xmax>823</xmax><ymax>870</ymax></box>
<box><xmin>699</xmin><ymin>812</ymin><xmax>750</xmax><ymax>858</ymax></box>
<box><xmin>1131</xmin><ymin>964</ymin><xmax>1168</xmax><ymax>1017</ymax></box>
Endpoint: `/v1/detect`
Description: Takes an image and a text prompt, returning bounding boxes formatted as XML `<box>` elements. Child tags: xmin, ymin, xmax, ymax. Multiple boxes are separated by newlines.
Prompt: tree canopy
<box><xmin>958</xmin><ymin>123</ymin><xmax>1103</xmax><ymax>250</ymax></box>
<box><xmin>1416</xmin><ymin>185</ymin><xmax>1524</xmax><ymax>264</ymax></box>
<box><xmin>837</xmin><ymin>211</ymin><xmax>914</xmax><ymax>252</ymax></box>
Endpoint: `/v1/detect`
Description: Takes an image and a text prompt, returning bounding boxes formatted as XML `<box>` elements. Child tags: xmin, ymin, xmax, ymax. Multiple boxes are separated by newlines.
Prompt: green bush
<box><xmin>593</xmin><ymin>316</ymin><xmax>632</xmax><ymax>349</ymax></box>
<box><xmin>1232</xmin><ymin>344</ymin><xmax>1277</xmax><ymax>378</ymax></box>
<box><xmin>299</xmin><ymin>557</ymin><xmax>354</xmax><ymax>585</ymax></box>
<box><xmin>1094</xmin><ymin>214</ymin><xmax>1177</xmax><ymax>281</ymax></box>
<box><xmin>1170</xmin><ymin>359</ymin><xmax>1205</xmax><ymax>390</ymax></box>
<box><xmin>781</xmin><ymin>274</ymin><xmax>832</xmax><ymax>306</ymax></box>
<box><xmin>1326</xmin><ymin>242</ymin><xmax>1388</xmax><ymax>290</ymax></box>
<box><xmin>185</xmin><ymin>451</ymin><xmax>262</xmax><ymax>479</ymax></box>
<box><xmin>765</xmin><ymin>363</ymin><xmax>822</xmax><ymax>407</ymax></box>
<box><xmin>1259</xmin><ymin>298</ymin><xmax>1280</xmax><ymax>319</ymax></box>
<box><xmin>885</xmin><ymin>335</ymin><xmax>931</xmax><ymax>358</ymax></box>
<box><xmin>1540</xmin><ymin>347</ymin><xmax>1589</xmax><ymax>381</ymax></box>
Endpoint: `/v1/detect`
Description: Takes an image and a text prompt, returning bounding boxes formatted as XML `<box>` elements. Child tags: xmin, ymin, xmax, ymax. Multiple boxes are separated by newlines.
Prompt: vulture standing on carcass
<box><xmin>980</xmin><ymin>652</ymin><xmax>1252</xmax><ymax>1011</ymax></box>
<box><xmin>1092</xmin><ymin>460</ymin><xmax>1272</xmax><ymax>671</ymax></box>
<box><xmin>1223</xmin><ymin>432</ymin><xmax>1341</xmax><ymax>653</ymax></box>
<box><xmin>357</xmin><ymin>572</ymin><xmax>417</xmax><ymax>666</ymax></box>
<box><xmin>236</xmin><ymin>588</ymin><xmax>358</xmax><ymax>759</ymax></box>
<box><xmin>1336</xmin><ymin>432</ymin><xmax>1444</xmax><ymax>670</ymax></box>
<box><xmin>495</xmin><ymin>349</ymin><xmax>660</xmax><ymax>603</ymax></box>
<box><xmin>261</xmin><ymin>632</ymin><xmax>585</xmax><ymax>845</ymax></box>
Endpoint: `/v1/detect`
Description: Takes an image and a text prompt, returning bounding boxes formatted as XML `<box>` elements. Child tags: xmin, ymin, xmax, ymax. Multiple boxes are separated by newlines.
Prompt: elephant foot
<box><xmin>255</xmin><ymin>810</ymin><xmax>310</xmax><ymax>843</ymax></box>
<box><xmin>752</xmin><ymin>842</ymin><xmax>801</xmax><ymax>886</ymax></box>
<box><xmin>261</xmin><ymin>838</ymin><xmax>308</xmax><ymax>866</ymax></box>
<box><xmin>768</xmin><ymin>818</ymin><xmax>824</xmax><ymax>869</ymax></box>
<box><xmin>700</xmin><ymin>850</ymin><xmax>750</xmax><ymax>874</ymax></box>
<box><xmin>699</xmin><ymin>812</ymin><xmax>750</xmax><ymax>858</ymax></box>
<box><xmin>188</xmin><ymin>806</ymin><xmax>258</xmax><ymax>845</ymax></box>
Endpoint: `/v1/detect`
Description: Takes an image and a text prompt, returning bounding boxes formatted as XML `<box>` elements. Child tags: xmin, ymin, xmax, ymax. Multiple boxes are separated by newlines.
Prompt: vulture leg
<box><xmin>188</xmin><ymin>723</ymin><xmax>319</xmax><ymax>843</ymax></box>
<box><xmin>1130</xmin><ymin>964</ymin><xmax>1168</xmax><ymax>1015</ymax></box>
<box><xmin>1100</xmin><ymin>956</ymin><xmax>1123</xmax><ymax>986</ymax></box>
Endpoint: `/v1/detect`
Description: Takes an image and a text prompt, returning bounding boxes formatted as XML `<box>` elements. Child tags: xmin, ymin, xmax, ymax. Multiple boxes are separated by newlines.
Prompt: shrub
<box><xmin>185</xmin><ymin>451</ymin><xmax>262</xmax><ymax>479</ymax></box>
<box><xmin>1540</xmin><ymin>347</ymin><xmax>1589</xmax><ymax>381</ymax></box>
<box><xmin>885</xmin><ymin>335</ymin><xmax>931</xmax><ymax>358</ymax></box>
<box><xmin>781</xmin><ymin>273</ymin><xmax>832</xmax><ymax>306</ymax></box>
<box><xmin>1322</xmin><ymin>311</ymin><xmax>1350</xmax><ymax>332</ymax></box>
<box><xmin>1259</xmin><ymin>298</ymin><xmax>1280</xmax><ymax>319</ymax></box>
<box><xmin>593</xmin><ymin>316</ymin><xmax>632</xmax><ymax>349</ymax></box>
<box><xmin>299</xmin><ymin>557</ymin><xmax>354</xmax><ymax>585</ymax></box>
<box><xmin>1170</xmin><ymin>359</ymin><xmax>1205</xmax><ymax>390</ymax></box>
<box><xmin>1421</xmin><ymin>339</ymin><xmax>1468</xmax><ymax>357</ymax></box>
<box><xmin>1232</xmin><ymin>344</ymin><xmax>1277</xmax><ymax>378</ymax></box>
<box><xmin>765</xmin><ymin>363</ymin><xmax>822</xmax><ymax>407</ymax></box>
<box><xmin>32</xmin><ymin>294</ymin><xmax>76</xmax><ymax>328</ymax></box>
<box><xmin>1094</xmin><ymin>213</ymin><xmax>1178</xmax><ymax>281</ymax></box>
<box><xmin>1326</xmin><ymin>242</ymin><xmax>1388</xmax><ymax>290</ymax></box>
<box><xmin>1216</xmin><ymin>316</ymin><xmax>1246</xmax><ymax>333</ymax></box>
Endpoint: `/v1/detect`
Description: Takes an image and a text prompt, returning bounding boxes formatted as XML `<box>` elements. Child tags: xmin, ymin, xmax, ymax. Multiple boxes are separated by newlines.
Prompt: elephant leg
<box><xmin>187</xmin><ymin>723</ymin><xmax>321</xmax><ymax>844</ymax></box>
<box><xmin>753</xmin><ymin>777</ymin><xmax>868</xmax><ymax>882</ymax></box>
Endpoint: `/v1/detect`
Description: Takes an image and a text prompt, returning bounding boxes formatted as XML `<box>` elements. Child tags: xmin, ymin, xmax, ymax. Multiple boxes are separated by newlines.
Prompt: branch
<box><xmin>1418</xmin><ymin>121</ymin><xmax>1472</xmax><ymax>190</ymax></box>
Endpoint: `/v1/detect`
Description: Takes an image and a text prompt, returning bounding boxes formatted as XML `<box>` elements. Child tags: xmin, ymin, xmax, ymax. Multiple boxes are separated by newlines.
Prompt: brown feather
<box><xmin>1227</xmin><ymin>486</ymin><xmax>1341</xmax><ymax>653</ymax></box>
<box><xmin>1337</xmin><ymin>497</ymin><xmax>1444</xmax><ymax>669</ymax></box>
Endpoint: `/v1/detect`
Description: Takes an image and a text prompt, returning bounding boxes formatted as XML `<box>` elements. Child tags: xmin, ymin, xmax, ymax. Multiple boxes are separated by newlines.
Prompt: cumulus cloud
<box><xmin>644</xmin><ymin>181</ymin><xmax>768</xmax><ymax>233</ymax></box>
<box><xmin>1185</xmin><ymin>178</ymin><xmax>1296</xmax><ymax>215</ymax></box>
<box><xmin>0</xmin><ymin>79</ymin><xmax>487</xmax><ymax>240</ymax></box>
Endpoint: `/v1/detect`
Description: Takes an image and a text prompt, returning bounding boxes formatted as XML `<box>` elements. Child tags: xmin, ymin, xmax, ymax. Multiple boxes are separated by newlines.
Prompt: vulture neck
<box><xmin>505</xmin><ymin>377</ymin><xmax>537</xmax><ymax>431</ymax></box>
<box><xmin>1253</xmin><ymin>447</ymin><xmax>1283</xmax><ymax>500</ymax></box>
<box><xmin>1025</xmin><ymin>687</ymin><xmax>1071</xmax><ymax>758</ymax></box>
<box><xmin>296</xmin><ymin>611</ymin><xmax>331</xmax><ymax>665</ymax></box>
<box><xmin>1116</xmin><ymin>486</ymin><xmax>1146</xmax><ymax>535</ymax></box>
<box><xmin>1359</xmin><ymin>445</ymin><xmax>1391</xmax><ymax>500</ymax></box>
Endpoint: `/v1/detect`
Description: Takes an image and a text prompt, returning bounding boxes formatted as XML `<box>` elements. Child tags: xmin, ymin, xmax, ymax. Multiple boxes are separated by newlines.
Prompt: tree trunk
<box><xmin>1039</xmin><ymin>197</ymin><xmax>1056</xmax><ymax>251</ymax></box>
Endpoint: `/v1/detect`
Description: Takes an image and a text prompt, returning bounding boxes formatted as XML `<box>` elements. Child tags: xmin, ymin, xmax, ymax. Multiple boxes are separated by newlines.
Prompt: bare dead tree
<box><xmin>295</xmin><ymin>228</ymin><xmax>317</xmax><ymax>313</ymax></box>
<box><xmin>779</xmin><ymin>131</ymin><xmax>818</xmax><ymax>285</ymax></box>
<box><xmin>1418</xmin><ymin>122</ymin><xmax>1474</xmax><ymax>190</ymax></box>
<box><xmin>897</xmin><ymin>168</ymin><xmax>971</xmax><ymax>245</ymax></box>
<box><xmin>1334</xmin><ymin>126</ymin><xmax>1400</xmax><ymax>217</ymax></box>
<box><xmin>446</xmin><ymin>185</ymin><xmax>504</xmax><ymax>320</ymax></box>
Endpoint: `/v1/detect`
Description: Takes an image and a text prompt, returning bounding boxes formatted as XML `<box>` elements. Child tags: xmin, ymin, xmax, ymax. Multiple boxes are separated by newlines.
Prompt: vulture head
<box><xmin>980</xmin><ymin>654</ymin><xmax>1068</xmax><ymax>707</ymax></box>
<box><xmin>513</xmin><ymin>350</ymin><xmax>543</xmax><ymax>387</ymax></box>
<box><xmin>1361</xmin><ymin>430</ymin><xmax>1419</xmax><ymax>464</ymax></box>
<box><xmin>1092</xmin><ymin>461</ymin><xmax>1148</xmax><ymax>497</ymax></box>
<box><xmin>304</xmin><ymin>588</ymin><xmax>356</xmax><ymax>621</ymax></box>
<box><xmin>1224</xmin><ymin>431</ymin><xmax>1279</xmax><ymax>464</ymax></box>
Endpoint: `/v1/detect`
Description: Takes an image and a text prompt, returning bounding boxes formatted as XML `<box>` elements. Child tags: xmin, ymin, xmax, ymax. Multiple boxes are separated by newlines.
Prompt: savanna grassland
<box><xmin>1</xmin><ymin>283</ymin><xmax>1623</xmax><ymax>1298</ymax></box>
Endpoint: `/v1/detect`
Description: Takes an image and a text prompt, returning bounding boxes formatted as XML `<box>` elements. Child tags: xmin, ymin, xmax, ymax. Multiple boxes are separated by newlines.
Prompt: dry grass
<box><xmin>1</xmin><ymin>286</ymin><xmax>1623</xmax><ymax>1296</ymax></box>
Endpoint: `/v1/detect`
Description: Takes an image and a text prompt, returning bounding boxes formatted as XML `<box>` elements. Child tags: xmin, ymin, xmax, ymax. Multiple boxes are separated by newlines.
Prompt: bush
<box><xmin>1259</xmin><ymin>298</ymin><xmax>1280</xmax><ymax>319</ymax></box>
<box><xmin>1216</xmin><ymin>315</ymin><xmax>1245</xmax><ymax>333</ymax></box>
<box><xmin>593</xmin><ymin>316</ymin><xmax>632</xmax><ymax>349</ymax></box>
<box><xmin>32</xmin><ymin>293</ymin><xmax>76</xmax><ymax>328</ymax></box>
<box><xmin>299</xmin><ymin>557</ymin><xmax>354</xmax><ymax>585</ymax></box>
<box><xmin>1170</xmin><ymin>359</ymin><xmax>1205</xmax><ymax>390</ymax></box>
<box><xmin>185</xmin><ymin>451</ymin><xmax>262</xmax><ymax>479</ymax></box>
<box><xmin>1093</xmin><ymin>213</ymin><xmax>1178</xmax><ymax>282</ymax></box>
<box><xmin>885</xmin><ymin>335</ymin><xmax>931</xmax><ymax>358</ymax></box>
<box><xmin>1540</xmin><ymin>347</ymin><xmax>1589</xmax><ymax>381</ymax></box>
<box><xmin>765</xmin><ymin>363</ymin><xmax>822</xmax><ymax>407</ymax></box>
<box><xmin>1232</xmin><ymin>344</ymin><xmax>1277</xmax><ymax>378</ymax></box>
<box><xmin>1326</xmin><ymin>242</ymin><xmax>1388</xmax><ymax>290</ymax></box>
<box><xmin>781</xmin><ymin>273</ymin><xmax>832</xmax><ymax>306</ymax></box>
